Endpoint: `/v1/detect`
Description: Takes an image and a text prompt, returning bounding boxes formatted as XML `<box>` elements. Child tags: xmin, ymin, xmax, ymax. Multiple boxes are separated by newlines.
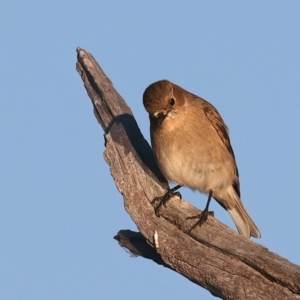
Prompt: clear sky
<box><xmin>1</xmin><ymin>2</ymin><xmax>300</xmax><ymax>299</ymax></box>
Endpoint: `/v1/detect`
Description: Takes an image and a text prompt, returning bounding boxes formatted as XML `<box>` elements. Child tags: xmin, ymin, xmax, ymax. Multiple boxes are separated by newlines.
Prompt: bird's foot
<box><xmin>187</xmin><ymin>210</ymin><xmax>214</xmax><ymax>232</ymax></box>
<box><xmin>151</xmin><ymin>190</ymin><xmax>181</xmax><ymax>217</ymax></box>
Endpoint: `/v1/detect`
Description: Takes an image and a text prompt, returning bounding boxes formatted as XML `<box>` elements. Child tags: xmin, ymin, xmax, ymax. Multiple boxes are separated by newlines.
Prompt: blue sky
<box><xmin>1</xmin><ymin>2</ymin><xmax>300</xmax><ymax>299</ymax></box>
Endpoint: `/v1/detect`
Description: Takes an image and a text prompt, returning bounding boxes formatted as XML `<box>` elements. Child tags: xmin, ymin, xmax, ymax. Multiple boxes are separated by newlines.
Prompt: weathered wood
<box><xmin>76</xmin><ymin>47</ymin><xmax>300</xmax><ymax>300</ymax></box>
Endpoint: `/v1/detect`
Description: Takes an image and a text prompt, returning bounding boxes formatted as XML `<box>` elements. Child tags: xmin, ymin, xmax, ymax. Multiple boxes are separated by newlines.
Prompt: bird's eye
<box><xmin>169</xmin><ymin>98</ymin><xmax>175</xmax><ymax>106</ymax></box>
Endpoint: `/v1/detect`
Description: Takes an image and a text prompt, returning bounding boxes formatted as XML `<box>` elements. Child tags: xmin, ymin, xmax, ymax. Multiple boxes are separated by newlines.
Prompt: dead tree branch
<box><xmin>76</xmin><ymin>47</ymin><xmax>300</xmax><ymax>300</ymax></box>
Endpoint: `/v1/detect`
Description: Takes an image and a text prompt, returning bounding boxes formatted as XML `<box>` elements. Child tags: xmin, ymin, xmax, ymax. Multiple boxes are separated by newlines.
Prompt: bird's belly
<box><xmin>156</xmin><ymin>148</ymin><xmax>232</xmax><ymax>194</ymax></box>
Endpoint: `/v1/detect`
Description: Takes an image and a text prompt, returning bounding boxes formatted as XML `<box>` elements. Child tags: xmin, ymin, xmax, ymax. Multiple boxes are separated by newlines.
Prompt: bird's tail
<box><xmin>228</xmin><ymin>196</ymin><xmax>261</xmax><ymax>239</ymax></box>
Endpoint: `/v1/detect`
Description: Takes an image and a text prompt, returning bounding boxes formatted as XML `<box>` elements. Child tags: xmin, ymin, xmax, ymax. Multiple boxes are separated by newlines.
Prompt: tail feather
<box><xmin>228</xmin><ymin>200</ymin><xmax>261</xmax><ymax>239</ymax></box>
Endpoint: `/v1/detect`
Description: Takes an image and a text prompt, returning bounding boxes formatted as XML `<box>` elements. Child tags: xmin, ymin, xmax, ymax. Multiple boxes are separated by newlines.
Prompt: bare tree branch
<box><xmin>76</xmin><ymin>47</ymin><xmax>300</xmax><ymax>300</ymax></box>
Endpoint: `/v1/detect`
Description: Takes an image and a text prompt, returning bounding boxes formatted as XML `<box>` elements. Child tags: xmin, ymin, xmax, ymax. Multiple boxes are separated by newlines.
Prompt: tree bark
<box><xmin>76</xmin><ymin>47</ymin><xmax>300</xmax><ymax>300</ymax></box>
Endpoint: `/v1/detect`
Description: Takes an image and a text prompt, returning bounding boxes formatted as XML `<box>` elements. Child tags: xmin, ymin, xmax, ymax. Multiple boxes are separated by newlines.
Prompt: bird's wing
<box><xmin>203</xmin><ymin>102</ymin><xmax>241</xmax><ymax>197</ymax></box>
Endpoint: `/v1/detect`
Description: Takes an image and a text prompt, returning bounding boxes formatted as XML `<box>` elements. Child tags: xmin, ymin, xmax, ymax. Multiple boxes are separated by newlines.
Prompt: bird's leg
<box><xmin>152</xmin><ymin>185</ymin><xmax>181</xmax><ymax>217</ymax></box>
<box><xmin>187</xmin><ymin>189</ymin><xmax>214</xmax><ymax>232</ymax></box>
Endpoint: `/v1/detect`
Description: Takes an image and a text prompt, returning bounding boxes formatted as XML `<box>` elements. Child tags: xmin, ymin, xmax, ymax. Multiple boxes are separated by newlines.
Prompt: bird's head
<box><xmin>143</xmin><ymin>80</ymin><xmax>185</xmax><ymax>124</ymax></box>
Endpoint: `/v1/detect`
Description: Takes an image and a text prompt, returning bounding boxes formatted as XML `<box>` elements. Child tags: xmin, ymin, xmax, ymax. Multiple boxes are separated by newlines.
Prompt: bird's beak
<box><xmin>152</xmin><ymin>111</ymin><xmax>168</xmax><ymax>125</ymax></box>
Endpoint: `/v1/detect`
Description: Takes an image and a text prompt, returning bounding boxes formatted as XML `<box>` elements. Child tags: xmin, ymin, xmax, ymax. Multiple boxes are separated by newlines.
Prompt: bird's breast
<box><xmin>151</xmin><ymin>116</ymin><xmax>234</xmax><ymax>193</ymax></box>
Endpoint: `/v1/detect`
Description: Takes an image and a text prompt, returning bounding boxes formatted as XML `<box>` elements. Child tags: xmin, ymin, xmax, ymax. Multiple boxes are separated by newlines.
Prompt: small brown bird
<box><xmin>143</xmin><ymin>80</ymin><xmax>261</xmax><ymax>239</ymax></box>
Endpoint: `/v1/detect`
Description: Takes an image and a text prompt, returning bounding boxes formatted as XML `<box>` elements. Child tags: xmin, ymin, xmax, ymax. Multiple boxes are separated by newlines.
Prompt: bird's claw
<box><xmin>187</xmin><ymin>210</ymin><xmax>214</xmax><ymax>232</ymax></box>
<box><xmin>151</xmin><ymin>189</ymin><xmax>181</xmax><ymax>217</ymax></box>
<box><xmin>174</xmin><ymin>191</ymin><xmax>182</xmax><ymax>199</ymax></box>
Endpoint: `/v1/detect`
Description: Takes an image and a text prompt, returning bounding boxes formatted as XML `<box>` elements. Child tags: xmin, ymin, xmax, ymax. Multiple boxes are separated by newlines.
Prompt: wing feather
<box><xmin>203</xmin><ymin>103</ymin><xmax>241</xmax><ymax>197</ymax></box>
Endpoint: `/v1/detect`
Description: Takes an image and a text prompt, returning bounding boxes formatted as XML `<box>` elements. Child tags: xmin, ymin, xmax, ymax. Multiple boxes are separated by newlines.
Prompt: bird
<box><xmin>143</xmin><ymin>79</ymin><xmax>261</xmax><ymax>239</ymax></box>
